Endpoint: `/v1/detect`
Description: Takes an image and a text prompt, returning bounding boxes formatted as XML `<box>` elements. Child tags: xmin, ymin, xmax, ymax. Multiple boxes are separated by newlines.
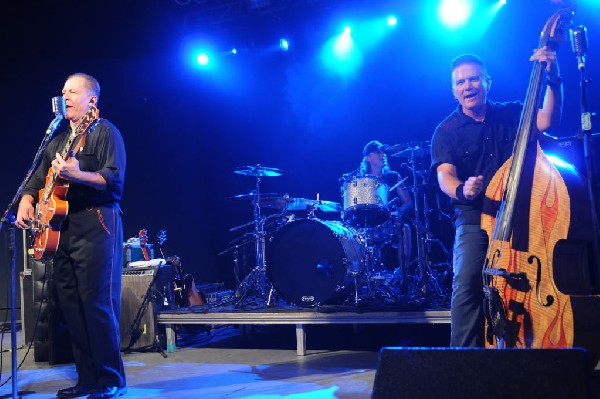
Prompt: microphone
<box><xmin>570</xmin><ymin>25</ymin><xmax>588</xmax><ymax>70</ymax></box>
<box><xmin>46</xmin><ymin>96</ymin><xmax>65</xmax><ymax>135</ymax></box>
<box><xmin>51</xmin><ymin>96</ymin><xmax>66</xmax><ymax>116</ymax></box>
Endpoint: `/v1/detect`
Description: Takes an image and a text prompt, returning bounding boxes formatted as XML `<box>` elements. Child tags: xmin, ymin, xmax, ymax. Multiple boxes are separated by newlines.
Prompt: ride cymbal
<box><xmin>234</xmin><ymin>165</ymin><xmax>282</xmax><ymax>177</ymax></box>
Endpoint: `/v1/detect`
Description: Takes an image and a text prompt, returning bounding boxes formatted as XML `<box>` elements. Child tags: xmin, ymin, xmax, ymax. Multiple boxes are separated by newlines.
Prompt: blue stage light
<box><xmin>280</xmin><ymin>38</ymin><xmax>289</xmax><ymax>51</ymax></box>
<box><xmin>387</xmin><ymin>15</ymin><xmax>398</xmax><ymax>27</ymax></box>
<box><xmin>438</xmin><ymin>0</ymin><xmax>472</xmax><ymax>28</ymax></box>
<box><xmin>196</xmin><ymin>53</ymin><xmax>210</xmax><ymax>65</ymax></box>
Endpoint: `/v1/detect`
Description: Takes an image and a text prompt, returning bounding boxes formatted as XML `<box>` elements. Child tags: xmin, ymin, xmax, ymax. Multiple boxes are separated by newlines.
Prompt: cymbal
<box><xmin>387</xmin><ymin>141</ymin><xmax>431</xmax><ymax>157</ymax></box>
<box><xmin>231</xmin><ymin>193</ymin><xmax>288</xmax><ymax>209</ymax></box>
<box><xmin>313</xmin><ymin>200</ymin><xmax>342</xmax><ymax>213</ymax></box>
<box><xmin>234</xmin><ymin>165</ymin><xmax>282</xmax><ymax>177</ymax></box>
<box><xmin>285</xmin><ymin>198</ymin><xmax>341</xmax><ymax>212</ymax></box>
<box><xmin>231</xmin><ymin>192</ymin><xmax>281</xmax><ymax>200</ymax></box>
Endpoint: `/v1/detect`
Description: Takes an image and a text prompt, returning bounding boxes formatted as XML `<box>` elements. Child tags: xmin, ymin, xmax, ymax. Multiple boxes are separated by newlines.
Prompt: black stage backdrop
<box><xmin>0</xmin><ymin>0</ymin><xmax>598</xmax><ymax>291</ymax></box>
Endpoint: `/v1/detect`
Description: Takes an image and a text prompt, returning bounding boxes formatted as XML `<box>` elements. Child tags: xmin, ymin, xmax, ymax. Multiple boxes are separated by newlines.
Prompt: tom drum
<box><xmin>342</xmin><ymin>175</ymin><xmax>389</xmax><ymax>227</ymax></box>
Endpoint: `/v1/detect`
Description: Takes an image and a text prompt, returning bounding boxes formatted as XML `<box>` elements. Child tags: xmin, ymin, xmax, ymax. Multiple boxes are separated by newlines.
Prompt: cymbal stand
<box><xmin>406</xmin><ymin>149</ymin><xmax>429</xmax><ymax>301</ymax></box>
<box><xmin>234</xmin><ymin>176</ymin><xmax>273</xmax><ymax>308</ymax></box>
<box><xmin>420</xmin><ymin>187</ymin><xmax>450</xmax><ymax>302</ymax></box>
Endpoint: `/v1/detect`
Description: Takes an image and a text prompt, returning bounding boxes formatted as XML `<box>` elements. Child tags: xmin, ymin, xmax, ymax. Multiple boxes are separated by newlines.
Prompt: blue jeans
<box><xmin>450</xmin><ymin>224</ymin><xmax>489</xmax><ymax>347</ymax></box>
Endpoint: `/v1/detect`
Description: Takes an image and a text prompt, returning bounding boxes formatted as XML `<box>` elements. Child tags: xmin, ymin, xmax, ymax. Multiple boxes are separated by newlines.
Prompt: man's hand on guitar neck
<box><xmin>15</xmin><ymin>194</ymin><xmax>35</xmax><ymax>229</ymax></box>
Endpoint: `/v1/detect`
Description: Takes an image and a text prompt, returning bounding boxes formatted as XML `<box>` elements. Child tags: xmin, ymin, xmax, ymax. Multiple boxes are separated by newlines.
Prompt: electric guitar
<box><xmin>32</xmin><ymin>106</ymin><xmax>100</xmax><ymax>260</ymax></box>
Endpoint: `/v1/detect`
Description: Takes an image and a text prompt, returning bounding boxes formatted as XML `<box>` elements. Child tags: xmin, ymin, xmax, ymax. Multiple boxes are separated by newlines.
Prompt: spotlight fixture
<box><xmin>280</xmin><ymin>38</ymin><xmax>289</xmax><ymax>51</ymax></box>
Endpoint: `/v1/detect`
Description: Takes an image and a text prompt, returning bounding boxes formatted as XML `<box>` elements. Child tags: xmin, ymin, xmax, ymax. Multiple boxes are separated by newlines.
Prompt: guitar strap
<box><xmin>62</xmin><ymin>118</ymin><xmax>99</xmax><ymax>160</ymax></box>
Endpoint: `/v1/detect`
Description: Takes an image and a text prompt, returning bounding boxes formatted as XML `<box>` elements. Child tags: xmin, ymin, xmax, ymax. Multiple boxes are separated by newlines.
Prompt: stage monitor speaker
<box><xmin>371</xmin><ymin>347</ymin><xmax>591</xmax><ymax>399</ymax></box>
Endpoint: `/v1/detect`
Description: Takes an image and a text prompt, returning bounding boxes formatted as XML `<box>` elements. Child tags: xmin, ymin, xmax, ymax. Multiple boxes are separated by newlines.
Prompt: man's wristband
<box><xmin>455</xmin><ymin>183</ymin><xmax>467</xmax><ymax>201</ymax></box>
<box><xmin>546</xmin><ymin>76</ymin><xmax>563</xmax><ymax>89</ymax></box>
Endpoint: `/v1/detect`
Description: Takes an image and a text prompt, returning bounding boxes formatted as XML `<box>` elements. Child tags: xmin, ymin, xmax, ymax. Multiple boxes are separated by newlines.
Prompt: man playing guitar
<box><xmin>15</xmin><ymin>73</ymin><xmax>127</xmax><ymax>399</ymax></box>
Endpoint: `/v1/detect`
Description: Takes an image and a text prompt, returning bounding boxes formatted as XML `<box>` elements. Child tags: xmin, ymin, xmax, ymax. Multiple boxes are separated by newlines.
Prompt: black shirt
<box><xmin>23</xmin><ymin>119</ymin><xmax>126</xmax><ymax>210</ymax></box>
<box><xmin>430</xmin><ymin>101</ymin><xmax>522</xmax><ymax>227</ymax></box>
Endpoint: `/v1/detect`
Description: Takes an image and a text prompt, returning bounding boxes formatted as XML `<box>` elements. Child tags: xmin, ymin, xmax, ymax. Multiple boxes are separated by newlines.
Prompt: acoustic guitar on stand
<box><xmin>155</xmin><ymin>229</ymin><xmax>205</xmax><ymax>307</ymax></box>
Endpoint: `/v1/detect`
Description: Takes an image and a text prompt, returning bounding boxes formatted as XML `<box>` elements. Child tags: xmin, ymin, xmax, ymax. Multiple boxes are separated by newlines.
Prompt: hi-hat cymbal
<box><xmin>234</xmin><ymin>165</ymin><xmax>282</xmax><ymax>177</ymax></box>
<box><xmin>231</xmin><ymin>193</ymin><xmax>288</xmax><ymax>209</ymax></box>
<box><xmin>231</xmin><ymin>192</ymin><xmax>281</xmax><ymax>200</ymax></box>
<box><xmin>285</xmin><ymin>198</ymin><xmax>341</xmax><ymax>212</ymax></box>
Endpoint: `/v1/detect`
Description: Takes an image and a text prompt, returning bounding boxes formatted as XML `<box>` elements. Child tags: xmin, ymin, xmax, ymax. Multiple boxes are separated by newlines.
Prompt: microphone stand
<box><xmin>573</xmin><ymin>38</ymin><xmax>600</xmax><ymax>291</ymax></box>
<box><xmin>0</xmin><ymin>112</ymin><xmax>63</xmax><ymax>399</ymax></box>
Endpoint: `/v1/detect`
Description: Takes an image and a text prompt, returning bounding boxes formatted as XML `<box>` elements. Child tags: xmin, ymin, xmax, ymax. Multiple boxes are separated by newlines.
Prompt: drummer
<box><xmin>355</xmin><ymin>140</ymin><xmax>414</xmax><ymax>277</ymax></box>
<box><xmin>360</xmin><ymin>140</ymin><xmax>412</xmax><ymax>216</ymax></box>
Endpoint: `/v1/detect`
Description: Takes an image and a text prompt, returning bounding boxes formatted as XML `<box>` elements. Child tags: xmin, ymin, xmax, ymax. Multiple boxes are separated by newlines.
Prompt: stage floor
<box><xmin>4</xmin><ymin>321</ymin><xmax>600</xmax><ymax>398</ymax></box>
<box><xmin>2</xmin><ymin>321</ymin><xmax>451</xmax><ymax>399</ymax></box>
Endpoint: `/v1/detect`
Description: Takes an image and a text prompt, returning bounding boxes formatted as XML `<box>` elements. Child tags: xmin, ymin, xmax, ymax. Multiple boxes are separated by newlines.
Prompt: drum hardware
<box><xmin>390</xmin><ymin>141</ymin><xmax>451</xmax><ymax>306</ymax></box>
<box><xmin>230</xmin><ymin>165</ymin><xmax>282</xmax><ymax>308</ymax></box>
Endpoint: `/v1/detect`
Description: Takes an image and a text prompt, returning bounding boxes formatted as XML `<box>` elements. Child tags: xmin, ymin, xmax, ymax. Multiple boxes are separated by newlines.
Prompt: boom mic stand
<box><xmin>0</xmin><ymin>100</ymin><xmax>63</xmax><ymax>399</ymax></box>
<box><xmin>571</xmin><ymin>25</ymin><xmax>600</xmax><ymax>291</ymax></box>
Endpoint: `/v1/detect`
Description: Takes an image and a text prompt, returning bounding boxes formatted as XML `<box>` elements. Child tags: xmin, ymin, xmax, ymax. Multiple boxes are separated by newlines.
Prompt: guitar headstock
<box><xmin>75</xmin><ymin>105</ymin><xmax>100</xmax><ymax>136</ymax></box>
<box><xmin>138</xmin><ymin>229</ymin><xmax>148</xmax><ymax>246</ymax></box>
<box><xmin>157</xmin><ymin>230</ymin><xmax>167</xmax><ymax>247</ymax></box>
<box><xmin>138</xmin><ymin>229</ymin><xmax>151</xmax><ymax>261</ymax></box>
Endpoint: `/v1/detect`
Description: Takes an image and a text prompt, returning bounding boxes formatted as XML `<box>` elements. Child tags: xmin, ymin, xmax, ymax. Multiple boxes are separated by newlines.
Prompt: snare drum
<box><xmin>341</xmin><ymin>175</ymin><xmax>389</xmax><ymax>227</ymax></box>
<box><xmin>267</xmin><ymin>219</ymin><xmax>364</xmax><ymax>306</ymax></box>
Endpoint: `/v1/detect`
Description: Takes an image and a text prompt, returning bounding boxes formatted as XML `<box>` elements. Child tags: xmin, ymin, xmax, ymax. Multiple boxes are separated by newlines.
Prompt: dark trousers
<box><xmin>450</xmin><ymin>224</ymin><xmax>488</xmax><ymax>347</ymax></box>
<box><xmin>54</xmin><ymin>204</ymin><xmax>126</xmax><ymax>388</ymax></box>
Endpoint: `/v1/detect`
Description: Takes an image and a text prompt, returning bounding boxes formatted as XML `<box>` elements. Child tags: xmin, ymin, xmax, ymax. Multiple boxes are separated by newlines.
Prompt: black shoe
<box><xmin>57</xmin><ymin>385</ymin><xmax>95</xmax><ymax>398</ymax></box>
<box><xmin>87</xmin><ymin>386</ymin><xmax>127</xmax><ymax>399</ymax></box>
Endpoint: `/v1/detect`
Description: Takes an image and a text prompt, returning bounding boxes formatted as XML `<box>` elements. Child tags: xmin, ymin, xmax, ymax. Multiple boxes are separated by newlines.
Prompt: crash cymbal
<box><xmin>234</xmin><ymin>165</ymin><xmax>282</xmax><ymax>177</ymax></box>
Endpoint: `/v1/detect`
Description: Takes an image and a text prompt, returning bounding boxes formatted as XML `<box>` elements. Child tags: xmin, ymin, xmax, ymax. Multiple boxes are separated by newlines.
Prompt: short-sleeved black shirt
<box><xmin>23</xmin><ymin>119</ymin><xmax>126</xmax><ymax>211</ymax></box>
<box><xmin>430</xmin><ymin>101</ymin><xmax>522</xmax><ymax>227</ymax></box>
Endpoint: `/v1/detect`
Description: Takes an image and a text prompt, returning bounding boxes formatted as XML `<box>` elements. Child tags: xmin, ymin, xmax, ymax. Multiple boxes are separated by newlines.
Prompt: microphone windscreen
<box><xmin>51</xmin><ymin>96</ymin><xmax>66</xmax><ymax>116</ymax></box>
<box><xmin>570</xmin><ymin>25</ymin><xmax>588</xmax><ymax>57</ymax></box>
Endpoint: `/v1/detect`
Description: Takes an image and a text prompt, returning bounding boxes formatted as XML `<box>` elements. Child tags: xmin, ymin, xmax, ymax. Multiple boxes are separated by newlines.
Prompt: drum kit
<box><xmin>223</xmin><ymin>142</ymin><xmax>453</xmax><ymax>309</ymax></box>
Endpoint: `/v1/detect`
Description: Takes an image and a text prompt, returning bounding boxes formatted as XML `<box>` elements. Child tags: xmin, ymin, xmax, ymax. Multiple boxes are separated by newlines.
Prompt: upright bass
<box><xmin>481</xmin><ymin>7</ymin><xmax>600</xmax><ymax>364</ymax></box>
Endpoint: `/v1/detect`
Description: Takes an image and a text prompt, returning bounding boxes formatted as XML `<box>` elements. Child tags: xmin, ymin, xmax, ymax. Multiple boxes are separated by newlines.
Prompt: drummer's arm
<box><xmin>396</xmin><ymin>176</ymin><xmax>413</xmax><ymax>213</ymax></box>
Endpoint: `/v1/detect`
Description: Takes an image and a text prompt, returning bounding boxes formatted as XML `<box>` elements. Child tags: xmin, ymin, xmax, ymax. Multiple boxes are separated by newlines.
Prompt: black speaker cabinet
<box><xmin>30</xmin><ymin>258</ymin><xmax>73</xmax><ymax>365</ymax></box>
<box><xmin>120</xmin><ymin>265</ymin><xmax>174</xmax><ymax>351</ymax></box>
<box><xmin>372</xmin><ymin>347</ymin><xmax>591</xmax><ymax>399</ymax></box>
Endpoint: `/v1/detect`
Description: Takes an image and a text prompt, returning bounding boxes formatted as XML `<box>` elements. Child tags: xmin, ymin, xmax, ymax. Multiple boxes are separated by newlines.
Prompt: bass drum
<box><xmin>267</xmin><ymin>219</ymin><xmax>364</xmax><ymax>307</ymax></box>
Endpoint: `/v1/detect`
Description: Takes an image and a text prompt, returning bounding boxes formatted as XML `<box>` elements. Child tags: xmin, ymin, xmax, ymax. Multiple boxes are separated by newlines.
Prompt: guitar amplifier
<box><xmin>120</xmin><ymin>265</ymin><xmax>174</xmax><ymax>351</ymax></box>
